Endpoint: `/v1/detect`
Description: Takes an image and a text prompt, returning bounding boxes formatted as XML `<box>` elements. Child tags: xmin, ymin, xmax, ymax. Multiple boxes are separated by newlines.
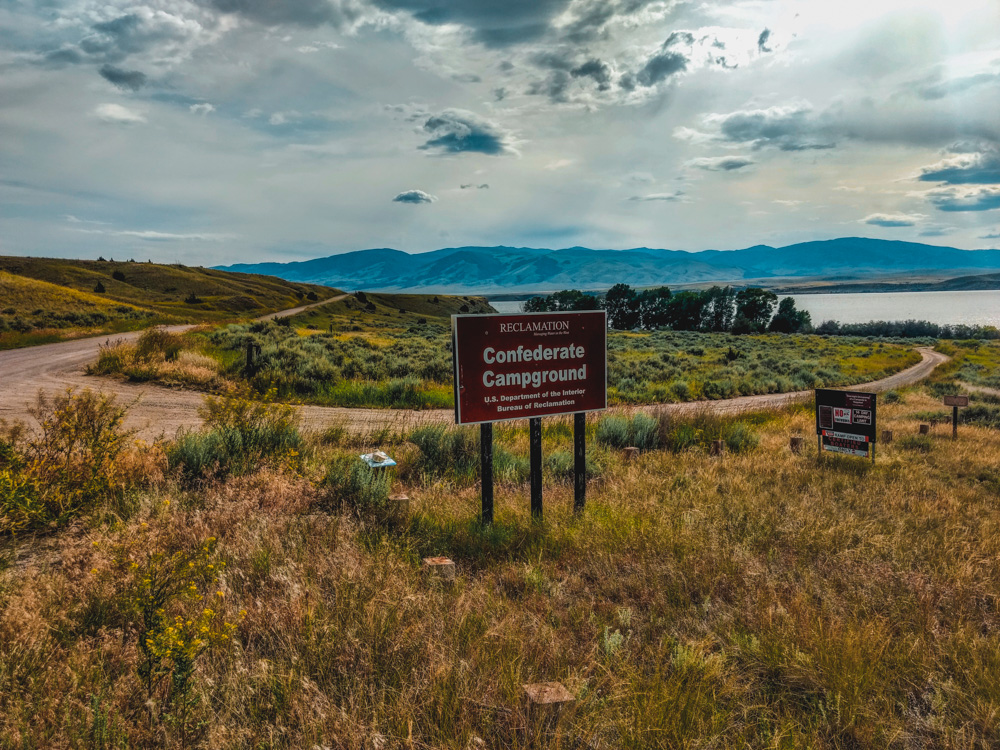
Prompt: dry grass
<box><xmin>2</xmin><ymin>387</ymin><xmax>1000</xmax><ymax>748</ymax></box>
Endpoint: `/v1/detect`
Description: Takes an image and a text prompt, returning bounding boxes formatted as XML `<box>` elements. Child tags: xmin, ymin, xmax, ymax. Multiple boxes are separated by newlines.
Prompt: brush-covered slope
<box><xmin>0</xmin><ymin>256</ymin><xmax>337</xmax><ymax>323</ymax></box>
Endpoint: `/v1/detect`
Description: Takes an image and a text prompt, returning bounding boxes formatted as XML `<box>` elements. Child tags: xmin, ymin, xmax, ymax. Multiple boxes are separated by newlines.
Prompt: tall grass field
<box><xmin>2</xmin><ymin>381</ymin><xmax>1000</xmax><ymax>748</ymax></box>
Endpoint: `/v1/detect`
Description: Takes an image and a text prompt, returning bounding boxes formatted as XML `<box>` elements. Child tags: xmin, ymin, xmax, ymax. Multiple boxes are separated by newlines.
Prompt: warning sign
<box><xmin>815</xmin><ymin>388</ymin><xmax>878</xmax><ymax>459</ymax></box>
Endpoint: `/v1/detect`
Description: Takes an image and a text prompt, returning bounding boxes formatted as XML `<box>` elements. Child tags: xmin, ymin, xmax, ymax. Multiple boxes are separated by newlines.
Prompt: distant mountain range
<box><xmin>215</xmin><ymin>238</ymin><xmax>1000</xmax><ymax>294</ymax></box>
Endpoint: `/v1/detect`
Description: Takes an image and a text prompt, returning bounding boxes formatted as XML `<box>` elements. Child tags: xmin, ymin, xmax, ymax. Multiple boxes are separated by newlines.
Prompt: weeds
<box><xmin>167</xmin><ymin>389</ymin><xmax>303</xmax><ymax>482</ymax></box>
<box><xmin>0</xmin><ymin>390</ymin><xmax>140</xmax><ymax>533</ymax></box>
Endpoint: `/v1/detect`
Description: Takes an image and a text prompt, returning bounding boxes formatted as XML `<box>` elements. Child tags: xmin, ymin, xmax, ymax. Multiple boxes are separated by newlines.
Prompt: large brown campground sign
<box><xmin>452</xmin><ymin>311</ymin><xmax>607</xmax><ymax>425</ymax></box>
<box><xmin>815</xmin><ymin>388</ymin><xmax>877</xmax><ymax>458</ymax></box>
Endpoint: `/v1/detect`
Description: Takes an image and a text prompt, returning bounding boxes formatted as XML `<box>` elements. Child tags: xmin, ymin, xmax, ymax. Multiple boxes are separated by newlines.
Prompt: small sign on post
<box><xmin>815</xmin><ymin>388</ymin><xmax>877</xmax><ymax>463</ymax></box>
<box><xmin>943</xmin><ymin>394</ymin><xmax>969</xmax><ymax>440</ymax></box>
<box><xmin>453</xmin><ymin>311</ymin><xmax>607</xmax><ymax>522</ymax></box>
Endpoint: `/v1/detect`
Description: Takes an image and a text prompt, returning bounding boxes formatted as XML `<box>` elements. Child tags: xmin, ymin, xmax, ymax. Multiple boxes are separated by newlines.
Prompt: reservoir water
<box><xmin>491</xmin><ymin>290</ymin><xmax>1000</xmax><ymax>328</ymax></box>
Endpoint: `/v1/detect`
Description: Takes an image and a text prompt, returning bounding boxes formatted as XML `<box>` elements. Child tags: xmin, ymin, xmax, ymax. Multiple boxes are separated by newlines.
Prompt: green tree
<box><xmin>522</xmin><ymin>296</ymin><xmax>548</xmax><ymax>312</ymax></box>
<box><xmin>700</xmin><ymin>286</ymin><xmax>736</xmax><ymax>332</ymax></box>
<box><xmin>665</xmin><ymin>290</ymin><xmax>707</xmax><ymax>331</ymax></box>
<box><xmin>734</xmin><ymin>287</ymin><xmax>778</xmax><ymax>332</ymax></box>
<box><xmin>769</xmin><ymin>297</ymin><xmax>812</xmax><ymax>333</ymax></box>
<box><xmin>637</xmin><ymin>286</ymin><xmax>672</xmax><ymax>329</ymax></box>
<box><xmin>604</xmin><ymin>283</ymin><xmax>639</xmax><ymax>330</ymax></box>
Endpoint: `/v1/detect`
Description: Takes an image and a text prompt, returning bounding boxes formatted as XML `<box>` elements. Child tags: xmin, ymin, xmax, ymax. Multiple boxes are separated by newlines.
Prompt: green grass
<box><xmin>95</xmin><ymin>295</ymin><xmax>922</xmax><ymax>410</ymax></box>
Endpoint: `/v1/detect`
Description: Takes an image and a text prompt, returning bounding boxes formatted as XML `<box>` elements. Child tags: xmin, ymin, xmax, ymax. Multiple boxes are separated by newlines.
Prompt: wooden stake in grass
<box><xmin>881</xmin><ymin>429</ymin><xmax>893</xmax><ymax>444</ymax></box>
<box><xmin>388</xmin><ymin>494</ymin><xmax>409</xmax><ymax>519</ymax></box>
<box><xmin>623</xmin><ymin>446</ymin><xmax>640</xmax><ymax>462</ymax></box>
<box><xmin>710</xmin><ymin>440</ymin><xmax>724</xmax><ymax>456</ymax></box>
<box><xmin>790</xmin><ymin>436</ymin><xmax>803</xmax><ymax>454</ymax></box>
<box><xmin>919</xmin><ymin>424</ymin><xmax>930</xmax><ymax>435</ymax></box>
<box><xmin>422</xmin><ymin>557</ymin><xmax>455</xmax><ymax>582</ymax></box>
<box><xmin>523</xmin><ymin>682</ymin><xmax>574</xmax><ymax>723</ymax></box>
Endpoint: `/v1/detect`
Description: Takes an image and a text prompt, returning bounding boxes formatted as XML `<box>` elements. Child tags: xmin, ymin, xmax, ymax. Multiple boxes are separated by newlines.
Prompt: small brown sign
<box><xmin>943</xmin><ymin>395</ymin><xmax>969</xmax><ymax>407</ymax></box>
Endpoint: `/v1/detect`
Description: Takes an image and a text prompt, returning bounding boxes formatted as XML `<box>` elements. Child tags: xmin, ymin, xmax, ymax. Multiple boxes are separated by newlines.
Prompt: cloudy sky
<box><xmin>2</xmin><ymin>0</ymin><xmax>999</xmax><ymax>264</ymax></box>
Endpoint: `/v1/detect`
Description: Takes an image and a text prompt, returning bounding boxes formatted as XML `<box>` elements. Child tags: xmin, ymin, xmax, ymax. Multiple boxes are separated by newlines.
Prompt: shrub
<box><xmin>0</xmin><ymin>390</ymin><xmax>134</xmax><ymax>533</ymax></box>
<box><xmin>108</xmin><ymin>534</ymin><xmax>239</xmax><ymax>740</ymax></box>
<box><xmin>595</xmin><ymin>416</ymin><xmax>631</xmax><ymax>449</ymax></box>
<box><xmin>408</xmin><ymin>425</ymin><xmax>479</xmax><ymax>477</ymax></box>
<box><xmin>883</xmin><ymin>389</ymin><xmax>903</xmax><ymax>404</ymax></box>
<box><xmin>722</xmin><ymin>422</ymin><xmax>760</xmax><ymax>453</ymax></box>
<box><xmin>596</xmin><ymin>413</ymin><xmax>661</xmax><ymax>451</ymax></box>
<box><xmin>167</xmin><ymin>390</ymin><xmax>303</xmax><ymax>481</ymax></box>
<box><xmin>136</xmin><ymin>327</ymin><xmax>184</xmax><ymax>361</ymax></box>
<box><xmin>319</xmin><ymin>453</ymin><xmax>391</xmax><ymax>517</ymax></box>
<box><xmin>544</xmin><ymin>449</ymin><xmax>603</xmax><ymax>481</ymax></box>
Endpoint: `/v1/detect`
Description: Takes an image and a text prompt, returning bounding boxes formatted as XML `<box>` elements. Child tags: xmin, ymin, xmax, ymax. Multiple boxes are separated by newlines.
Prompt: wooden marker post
<box><xmin>573</xmin><ymin>412</ymin><xmax>586</xmax><ymax>513</ymax></box>
<box><xmin>943</xmin><ymin>395</ymin><xmax>969</xmax><ymax>440</ymax></box>
<box><xmin>530</xmin><ymin>417</ymin><xmax>542</xmax><ymax>519</ymax></box>
<box><xmin>480</xmin><ymin>422</ymin><xmax>494</xmax><ymax>525</ymax></box>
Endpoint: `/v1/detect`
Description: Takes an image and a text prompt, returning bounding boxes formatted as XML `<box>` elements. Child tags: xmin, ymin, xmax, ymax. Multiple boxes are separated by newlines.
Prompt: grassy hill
<box><xmin>288</xmin><ymin>291</ymin><xmax>494</xmax><ymax>334</ymax></box>
<box><xmin>0</xmin><ymin>256</ymin><xmax>337</xmax><ymax>349</ymax></box>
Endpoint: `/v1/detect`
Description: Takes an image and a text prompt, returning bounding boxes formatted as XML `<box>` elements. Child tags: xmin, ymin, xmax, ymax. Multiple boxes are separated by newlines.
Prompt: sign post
<box><xmin>815</xmin><ymin>389</ymin><xmax>878</xmax><ymax>463</ymax></box>
<box><xmin>453</xmin><ymin>311</ymin><xmax>607</xmax><ymax>522</ymax></box>
<box><xmin>943</xmin><ymin>394</ymin><xmax>969</xmax><ymax>440</ymax></box>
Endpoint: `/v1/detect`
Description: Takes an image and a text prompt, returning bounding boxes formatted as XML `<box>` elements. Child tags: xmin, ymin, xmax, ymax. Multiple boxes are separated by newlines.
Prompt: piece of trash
<box><xmin>360</xmin><ymin>451</ymin><xmax>397</xmax><ymax>468</ymax></box>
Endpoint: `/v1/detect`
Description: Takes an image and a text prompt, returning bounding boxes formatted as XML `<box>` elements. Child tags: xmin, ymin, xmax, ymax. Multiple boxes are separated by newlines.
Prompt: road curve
<box><xmin>0</xmin><ymin>317</ymin><xmax>948</xmax><ymax>440</ymax></box>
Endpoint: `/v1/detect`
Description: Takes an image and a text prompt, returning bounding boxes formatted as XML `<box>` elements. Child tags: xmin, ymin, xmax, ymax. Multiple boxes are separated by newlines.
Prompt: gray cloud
<box><xmin>918</xmin><ymin>226</ymin><xmax>953</xmax><ymax>237</ymax></box>
<box><xmin>709</xmin><ymin>104</ymin><xmax>836</xmax><ymax>151</ymax></box>
<box><xmin>918</xmin><ymin>149</ymin><xmax>1000</xmax><ymax>185</ymax></box>
<box><xmin>571</xmin><ymin>58</ymin><xmax>612</xmax><ymax>90</ymax></box>
<box><xmin>927</xmin><ymin>186</ymin><xmax>1000</xmax><ymax>212</ymax></box>
<box><xmin>861</xmin><ymin>213</ymin><xmax>922</xmax><ymax>227</ymax></box>
<box><xmin>636</xmin><ymin>50</ymin><xmax>687</xmax><ymax>87</ymax></box>
<box><xmin>372</xmin><ymin>0</ymin><xmax>571</xmax><ymax>46</ymax></box>
<box><xmin>916</xmin><ymin>72</ymin><xmax>998</xmax><ymax>101</ymax></box>
<box><xmin>98</xmin><ymin>64</ymin><xmax>147</xmax><ymax>91</ymax></box>
<box><xmin>628</xmin><ymin>191</ymin><xmax>685</xmax><ymax>202</ymax></box>
<box><xmin>757</xmin><ymin>28</ymin><xmax>772</xmax><ymax>53</ymax></box>
<box><xmin>420</xmin><ymin>109</ymin><xmax>514</xmax><ymax>155</ymax></box>
<box><xmin>452</xmin><ymin>73</ymin><xmax>482</xmax><ymax>83</ymax></box>
<box><xmin>200</xmin><ymin>0</ymin><xmax>365</xmax><ymax>28</ymax></box>
<box><xmin>393</xmin><ymin>189</ymin><xmax>437</xmax><ymax>204</ymax></box>
<box><xmin>460</xmin><ymin>183</ymin><xmax>490</xmax><ymax>189</ymax></box>
<box><xmin>980</xmin><ymin>231</ymin><xmax>1000</xmax><ymax>239</ymax></box>
<box><xmin>527</xmin><ymin>70</ymin><xmax>572</xmax><ymax>102</ymax></box>
<box><xmin>686</xmin><ymin>155</ymin><xmax>754</xmax><ymax>171</ymax></box>
<box><xmin>665</xmin><ymin>31</ymin><xmax>695</xmax><ymax>48</ymax></box>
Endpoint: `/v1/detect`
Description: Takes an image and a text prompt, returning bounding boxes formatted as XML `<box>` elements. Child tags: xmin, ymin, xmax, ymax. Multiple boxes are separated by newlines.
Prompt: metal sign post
<box><xmin>452</xmin><ymin>311</ymin><xmax>607</xmax><ymax>523</ymax></box>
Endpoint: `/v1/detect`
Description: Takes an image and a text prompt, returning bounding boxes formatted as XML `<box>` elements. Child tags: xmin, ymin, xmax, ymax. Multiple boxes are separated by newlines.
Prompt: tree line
<box><xmin>523</xmin><ymin>284</ymin><xmax>812</xmax><ymax>333</ymax></box>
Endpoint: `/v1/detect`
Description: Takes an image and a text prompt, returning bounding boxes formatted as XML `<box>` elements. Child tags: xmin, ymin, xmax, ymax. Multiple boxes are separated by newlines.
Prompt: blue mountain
<box><xmin>215</xmin><ymin>238</ymin><xmax>1000</xmax><ymax>293</ymax></box>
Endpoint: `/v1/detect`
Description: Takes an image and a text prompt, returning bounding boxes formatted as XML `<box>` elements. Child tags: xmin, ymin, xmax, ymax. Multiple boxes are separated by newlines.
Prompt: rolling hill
<box><xmin>0</xmin><ymin>256</ymin><xmax>338</xmax><ymax>348</ymax></box>
<box><xmin>215</xmin><ymin>238</ymin><xmax>1000</xmax><ymax>293</ymax></box>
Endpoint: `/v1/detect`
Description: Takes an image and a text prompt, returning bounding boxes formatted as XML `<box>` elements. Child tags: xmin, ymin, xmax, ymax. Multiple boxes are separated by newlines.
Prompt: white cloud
<box><xmin>860</xmin><ymin>212</ymin><xmax>926</xmax><ymax>227</ymax></box>
<box><xmin>93</xmin><ymin>103</ymin><xmax>146</xmax><ymax>124</ymax></box>
<box><xmin>189</xmin><ymin>103</ymin><xmax>215</xmax><ymax>115</ymax></box>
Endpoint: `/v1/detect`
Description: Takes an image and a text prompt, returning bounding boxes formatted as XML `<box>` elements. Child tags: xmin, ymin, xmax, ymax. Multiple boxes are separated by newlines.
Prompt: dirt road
<box><xmin>0</xmin><ymin>311</ymin><xmax>948</xmax><ymax>440</ymax></box>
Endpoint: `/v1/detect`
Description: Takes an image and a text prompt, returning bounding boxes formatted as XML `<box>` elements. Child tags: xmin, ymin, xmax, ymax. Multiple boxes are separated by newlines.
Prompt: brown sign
<box><xmin>943</xmin><ymin>395</ymin><xmax>969</xmax><ymax>407</ymax></box>
<box><xmin>452</xmin><ymin>311</ymin><xmax>607</xmax><ymax>425</ymax></box>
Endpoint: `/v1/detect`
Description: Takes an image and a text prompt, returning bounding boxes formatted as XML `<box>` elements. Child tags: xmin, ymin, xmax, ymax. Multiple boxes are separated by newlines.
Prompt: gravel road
<box><xmin>0</xmin><ymin>305</ymin><xmax>948</xmax><ymax>440</ymax></box>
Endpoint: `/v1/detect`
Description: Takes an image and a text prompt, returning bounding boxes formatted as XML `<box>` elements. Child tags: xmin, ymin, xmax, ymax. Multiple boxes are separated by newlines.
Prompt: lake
<box><xmin>490</xmin><ymin>290</ymin><xmax>1000</xmax><ymax>327</ymax></box>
